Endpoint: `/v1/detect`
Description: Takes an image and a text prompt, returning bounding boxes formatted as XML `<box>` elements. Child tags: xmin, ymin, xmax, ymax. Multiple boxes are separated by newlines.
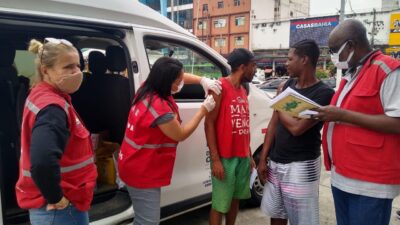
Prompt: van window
<box><xmin>14</xmin><ymin>50</ymin><xmax>36</xmax><ymax>82</ymax></box>
<box><xmin>144</xmin><ymin>38</ymin><xmax>223</xmax><ymax>100</ymax></box>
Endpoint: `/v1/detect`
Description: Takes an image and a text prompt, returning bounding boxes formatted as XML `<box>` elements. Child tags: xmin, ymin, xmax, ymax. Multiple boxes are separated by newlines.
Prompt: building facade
<box><xmin>139</xmin><ymin>0</ymin><xmax>194</xmax><ymax>32</ymax></box>
<box><xmin>139</xmin><ymin>0</ymin><xmax>168</xmax><ymax>16</ymax></box>
<box><xmin>167</xmin><ymin>0</ymin><xmax>194</xmax><ymax>31</ymax></box>
<box><xmin>251</xmin><ymin>0</ymin><xmax>309</xmax><ymax>22</ymax></box>
<box><xmin>252</xmin><ymin>9</ymin><xmax>400</xmax><ymax>71</ymax></box>
<box><xmin>193</xmin><ymin>0</ymin><xmax>251</xmax><ymax>55</ymax></box>
<box><xmin>191</xmin><ymin>0</ymin><xmax>309</xmax><ymax>55</ymax></box>
<box><xmin>382</xmin><ymin>0</ymin><xmax>400</xmax><ymax>11</ymax></box>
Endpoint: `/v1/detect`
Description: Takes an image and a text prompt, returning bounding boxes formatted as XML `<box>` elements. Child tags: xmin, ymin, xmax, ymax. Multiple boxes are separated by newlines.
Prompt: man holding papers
<box><xmin>257</xmin><ymin>39</ymin><xmax>334</xmax><ymax>225</ymax></box>
<box><xmin>315</xmin><ymin>19</ymin><xmax>400</xmax><ymax>225</ymax></box>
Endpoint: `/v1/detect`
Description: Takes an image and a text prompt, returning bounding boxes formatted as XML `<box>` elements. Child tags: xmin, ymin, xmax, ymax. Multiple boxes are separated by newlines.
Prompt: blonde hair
<box><xmin>28</xmin><ymin>39</ymin><xmax>78</xmax><ymax>85</ymax></box>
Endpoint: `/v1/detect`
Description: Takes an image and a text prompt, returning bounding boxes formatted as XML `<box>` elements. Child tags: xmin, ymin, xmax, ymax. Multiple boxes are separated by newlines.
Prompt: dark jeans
<box><xmin>332</xmin><ymin>186</ymin><xmax>393</xmax><ymax>225</ymax></box>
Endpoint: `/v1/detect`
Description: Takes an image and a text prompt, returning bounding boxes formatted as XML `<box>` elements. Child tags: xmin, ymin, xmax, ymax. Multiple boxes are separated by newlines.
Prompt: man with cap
<box><xmin>205</xmin><ymin>48</ymin><xmax>256</xmax><ymax>225</ymax></box>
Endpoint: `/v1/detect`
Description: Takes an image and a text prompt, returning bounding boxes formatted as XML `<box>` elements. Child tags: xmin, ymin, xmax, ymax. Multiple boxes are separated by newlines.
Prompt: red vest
<box><xmin>16</xmin><ymin>82</ymin><xmax>97</xmax><ymax>211</ymax></box>
<box><xmin>118</xmin><ymin>94</ymin><xmax>180</xmax><ymax>188</ymax></box>
<box><xmin>216</xmin><ymin>78</ymin><xmax>250</xmax><ymax>158</ymax></box>
<box><xmin>322</xmin><ymin>51</ymin><xmax>400</xmax><ymax>184</ymax></box>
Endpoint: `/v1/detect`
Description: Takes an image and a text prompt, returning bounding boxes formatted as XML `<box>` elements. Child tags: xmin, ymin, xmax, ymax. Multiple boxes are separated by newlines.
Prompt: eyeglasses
<box><xmin>328</xmin><ymin>40</ymin><xmax>349</xmax><ymax>55</ymax></box>
<box><xmin>41</xmin><ymin>37</ymin><xmax>73</xmax><ymax>65</ymax></box>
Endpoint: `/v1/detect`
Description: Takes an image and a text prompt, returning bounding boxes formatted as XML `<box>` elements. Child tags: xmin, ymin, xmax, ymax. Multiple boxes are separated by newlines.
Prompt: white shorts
<box><xmin>260</xmin><ymin>157</ymin><xmax>321</xmax><ymax>225</ymax></box>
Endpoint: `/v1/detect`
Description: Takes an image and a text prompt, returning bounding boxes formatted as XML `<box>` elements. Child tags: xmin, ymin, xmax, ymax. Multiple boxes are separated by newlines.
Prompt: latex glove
<box><xmin>202</xmin><ymin>95</ymin><xmax>216</xmax><ymax>112</ymax></box>
<box><xmin>200</xmin><ymin>77</ymin><xmax>222</xmax><ymax>97</ymax></box>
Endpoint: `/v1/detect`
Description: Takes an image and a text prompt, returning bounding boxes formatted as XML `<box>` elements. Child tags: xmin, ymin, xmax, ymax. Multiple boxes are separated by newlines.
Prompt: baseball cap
<box><xmin>227</xmin><ymin>48</ymin><xmax>255</xmax><ymax>70</ymax></box>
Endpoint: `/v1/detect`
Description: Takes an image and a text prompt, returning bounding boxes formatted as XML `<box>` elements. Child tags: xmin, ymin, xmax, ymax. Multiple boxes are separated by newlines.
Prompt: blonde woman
<box><xmin>15</xmin><ymin>38</ymin><xmax>97</xmax><ymax>225</ymax></box>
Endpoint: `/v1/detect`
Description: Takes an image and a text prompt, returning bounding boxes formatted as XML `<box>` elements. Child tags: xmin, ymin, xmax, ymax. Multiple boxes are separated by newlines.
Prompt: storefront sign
<box><xmin>290</xmin><ymin>16</ymin><xmax>339</xmax><ymax>47</ymax></box>
<box><xmin>389</xmin><ymin>13</ymin><xmax>400</xmax><ymax>46</ymax></box>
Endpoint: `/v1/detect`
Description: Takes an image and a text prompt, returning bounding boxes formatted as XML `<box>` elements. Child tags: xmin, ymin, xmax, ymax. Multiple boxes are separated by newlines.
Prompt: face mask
<box><xmin>330</xmin><ymin>41</ymin><xmax>354</xmax><ymax>70</ymax></box>
<box><xmin>171</xmin><ymin>79</ymin><xmax>184</xmax><ymax>94</ymax></box>
<box><xmin>54</xmin><ymin>71</ymin><xmax>83</xmax><ymax>94</ymax></box>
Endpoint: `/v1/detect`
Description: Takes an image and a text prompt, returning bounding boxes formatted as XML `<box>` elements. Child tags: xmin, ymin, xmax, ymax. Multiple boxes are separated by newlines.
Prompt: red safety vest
<box><xmin>216</xmin><ymin>78</ymin><xmax>250</xmax><ymax>158</ymax></box>
<box><xmin>118</xmin><ymin>94</ymin><xmax>180</xmax><ymax>188</ymax></box>
<box><xmin>322</xmin><ymin>51</ymin><xmax>400</xmax><ymax>184</ymax></box>
<box><xmin>16</xmin><ymin>82</ymin><xmax>97</xmax><ymax>211</ymax></box>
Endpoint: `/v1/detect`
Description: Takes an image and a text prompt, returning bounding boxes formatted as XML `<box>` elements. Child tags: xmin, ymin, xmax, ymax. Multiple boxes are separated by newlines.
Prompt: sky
<box><xmin>310</xmin><ymin>0</ymin><xmax>382</xmax><ymax>16</ymax></box>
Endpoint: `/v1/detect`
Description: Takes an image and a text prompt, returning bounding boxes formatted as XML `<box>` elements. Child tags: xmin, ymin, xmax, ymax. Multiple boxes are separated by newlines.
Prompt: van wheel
<box><xmin>250</xmin><ymin>175</ymin><xmax>264</xmax><ymax>206</ymax></box>
<box><xmin>249</xmin><ymin>147</ymin><xmax>264</xmax><ymax>206</ymax></box>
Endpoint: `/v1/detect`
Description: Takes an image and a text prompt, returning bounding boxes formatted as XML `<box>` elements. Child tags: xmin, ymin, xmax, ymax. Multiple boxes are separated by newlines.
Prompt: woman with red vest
<box><xmin>16</xmin><ymin>38</ymin><xmax>97</xmax><ymax>225</ymax></box>
<box><xmin>118</xmin><ymin>57</ymin><xmax>218</xmax><ymax>225</ymax></box>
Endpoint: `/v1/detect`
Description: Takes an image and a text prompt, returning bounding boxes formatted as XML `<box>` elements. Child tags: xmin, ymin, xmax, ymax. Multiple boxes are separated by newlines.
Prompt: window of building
<box><xmin>214</xmin><ymin>18</ymin><xmax>226</xmax><ymax>28</ymax></box>
<box><xmin>171</xmin><ymin>0</ymin><xmax>193</xmax><ymax>5</ymax></box>
<box><xmin>218</xmin><ymin>1</ymin><xmax>224</xmax><ymax>8</ymax></box>
<box><xmin>141</xmin><ymin>0</ymin><xmax>161</xmax><ymax>11</ymax></box>
<box><xmin>235</xmin><ymin>16</ymin><xmax>245</xmax><ymax>26</ymax></box>
<box><xmin>203</xmin><ymin>4</ymin><xmax>208</xmax><ymax>12</ymax></box>
<box><xmin>215</xmin><ymin>38</ymin><xmax>226</xmax><ymax>47</ymax></box>
<box><xmin>290</xmin><ymin>11</ymin><xmax>293</xmax><ymax>17</ymax></box>
<box><xmin>234</xmin><ymin>0</ymin><xmax>240</xmax><ymax>6</ymax></box>
<box><xmin>234</xmin><ymin>36</ymin><xmax>244</xmax><ymax>46</ymax></box>
<box><xmin>198</xmin><ymin>20</ymin><xmax>207</xmax><ymax>29</ymax></box>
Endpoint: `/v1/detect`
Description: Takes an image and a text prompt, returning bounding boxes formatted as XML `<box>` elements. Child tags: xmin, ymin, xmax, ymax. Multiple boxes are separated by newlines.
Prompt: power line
<box><xmin>347</xmin><ymin>0</ymin><xmax>356</xmax><ymax>14</ymax></box>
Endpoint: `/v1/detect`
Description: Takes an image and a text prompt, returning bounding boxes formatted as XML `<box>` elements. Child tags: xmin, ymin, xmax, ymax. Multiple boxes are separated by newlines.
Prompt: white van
<box><xmin>0</xmin><ymin>1</ymin><xmax>272</xmax><ymax>224</ymax></box>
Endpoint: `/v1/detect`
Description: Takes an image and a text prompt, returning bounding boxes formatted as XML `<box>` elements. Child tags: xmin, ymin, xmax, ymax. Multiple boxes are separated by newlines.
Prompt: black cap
<box><xmin>227</xmin><ymin>48</ymin><xmax>255</xmax><ymax>70</ymax></box>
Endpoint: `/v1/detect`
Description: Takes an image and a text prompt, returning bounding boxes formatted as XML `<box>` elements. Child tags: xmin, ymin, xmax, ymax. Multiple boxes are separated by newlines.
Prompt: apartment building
<box><xmin>193</xmin><ymin>0</ymin><xmax>251</xmax><ymax>55</ymax></box>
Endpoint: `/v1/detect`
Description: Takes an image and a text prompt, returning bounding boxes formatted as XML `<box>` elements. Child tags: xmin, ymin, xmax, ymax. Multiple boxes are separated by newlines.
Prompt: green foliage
<box><xmin>183</xmin><ymin>64</ymin><xmax>221</xmax><ymax>79</ymax></box>
<box><xmin>326</xmin><ymin>61</ymin><xmax>337</xmax><ymax>76</ymax></box>
<box><xmin>316</xmin><ymin>69</ymin><xmax>329</xmax><ymax>79</ymax></box>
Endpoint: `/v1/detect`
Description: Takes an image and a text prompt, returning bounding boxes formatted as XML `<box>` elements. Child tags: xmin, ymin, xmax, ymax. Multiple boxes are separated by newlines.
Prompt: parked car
<box><xmin>258</xmin><ymin>77</ymin><xmax>288</xmax><ymax>90</ymax></box>
<box><xmin>321</xmin><ymin>77</ymin><xmax>336</xmax><ymax>89</ymax></box>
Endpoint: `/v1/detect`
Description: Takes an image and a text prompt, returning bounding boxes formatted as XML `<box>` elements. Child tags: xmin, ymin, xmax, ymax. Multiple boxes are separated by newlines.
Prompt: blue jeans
<box><xmin>332</xmin><ymin>186</ymin><xmax>393</xmax><ymax>225</ymax></box>
<box><xmin>127</xmin><ymin>186</ymin><xmax>161</xmax><ymax>225</ymax></box>
<box><xmin>29</xmin><ymin>204</ymin><xmax>89</xmax><ymax>225</ymax></box>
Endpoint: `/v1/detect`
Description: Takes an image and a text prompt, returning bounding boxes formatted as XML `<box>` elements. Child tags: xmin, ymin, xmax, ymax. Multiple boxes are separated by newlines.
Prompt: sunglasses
<box><xmin>41</xmin><ymin>37</ymin><xmax>73</xmax><ymax>64</ymax></box>
<box><xmin>44</xmin><ymin>37</ymin><xmax>73</xmax><ymax>46</ymax></box>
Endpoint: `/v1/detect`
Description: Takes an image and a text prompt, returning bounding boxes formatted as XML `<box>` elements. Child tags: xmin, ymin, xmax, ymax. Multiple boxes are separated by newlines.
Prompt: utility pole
<box><xmin>370</xmin><ymin>8</ymin><xmax>377</xmax><ymax>48</ymax></box>
<box><xmin>176</xmin><ymin>0</ymin><xmax>179</xmax><ymax>26</ymax></box>
<box><xmin>339</xmin><ymin>0</ymin><xmax>345</xmax><ymax>22</ymax></box>
<box><xmin>336</xmin><ymin>0</ymin><xmax>346</xmax><ymax>90</ymax></box>
<box><xmin>195</xmin><ymin>0</ymin><xmax>200</xmax><ymax>36</ymax></box>
<box><xmin>171</xmin><ymin>0</ymin><xmax>174</xmax><ymax>22</ymax></box>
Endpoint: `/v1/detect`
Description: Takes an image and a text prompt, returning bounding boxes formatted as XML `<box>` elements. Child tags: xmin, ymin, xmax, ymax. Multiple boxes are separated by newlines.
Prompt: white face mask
<box><xmin>171</xmin><ymin>79</ymin><xmax>184</xmax><ymax>94</ymax></box>
<box><xmin>330</xmin><ymin>41</ymin><xmax>354</xmax><ymax>70</ymax></box>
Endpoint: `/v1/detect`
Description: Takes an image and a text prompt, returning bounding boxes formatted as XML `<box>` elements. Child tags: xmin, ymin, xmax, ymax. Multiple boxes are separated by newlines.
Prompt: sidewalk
<box><xmin>234</xmin><ymin>165</ymin><xmax>400</xmax><ymax>225</ymax></box>
<box><xmin>162</xmin><ymin>159</ymin><xmax>400</xmax><ymax>225</ymax></box>
<box><xmin>319</xmin><ymin>166</ymin><xmax>400</xmax><ymax>225</ymax></box>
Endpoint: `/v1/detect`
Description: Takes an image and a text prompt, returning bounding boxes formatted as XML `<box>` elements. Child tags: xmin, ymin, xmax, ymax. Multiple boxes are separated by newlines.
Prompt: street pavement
<box><xmin>161</xmin><ymin>165</ymin><xmax>400</xmax><ymax>225</ymax></box>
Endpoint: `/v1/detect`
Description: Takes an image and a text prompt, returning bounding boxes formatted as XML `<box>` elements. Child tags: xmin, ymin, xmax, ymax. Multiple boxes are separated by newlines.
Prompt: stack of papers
<box><xmin>270</xmin><ymin>87</ymin><xmax>320</xmax><ymax>118</ymax></box>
